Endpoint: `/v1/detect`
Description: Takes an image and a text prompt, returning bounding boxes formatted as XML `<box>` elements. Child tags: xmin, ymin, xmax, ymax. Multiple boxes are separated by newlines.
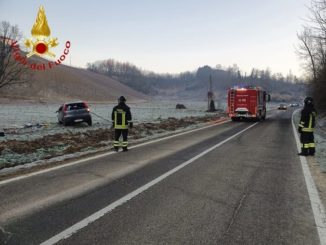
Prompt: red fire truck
<box><xmin>227</xmin><ymin>86</ymin><xmax>270</xmax><ymax>121</ymax></box>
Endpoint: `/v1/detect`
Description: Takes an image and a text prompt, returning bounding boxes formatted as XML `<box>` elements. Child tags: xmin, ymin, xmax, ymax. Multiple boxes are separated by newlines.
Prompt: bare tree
<box><xmin>298</xmin><ymin>0</ymin><xmax>326</xmax><ymax>111</ymax></box>
<box><xmin>297</xmin><ymin>28</ymin><xmax>317</xmax><ymax>81</ymax></box>
<box><xmin>0</xmin><ymin>21</ymin><xmax>29</xmax><ymax>89</ymax></box>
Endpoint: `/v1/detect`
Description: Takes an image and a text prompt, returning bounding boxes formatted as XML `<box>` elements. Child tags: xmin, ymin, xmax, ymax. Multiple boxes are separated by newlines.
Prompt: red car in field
<box><xmin>57</xmin><ymin>101</ymin><xmax>92</xmax><ymax>126</ymax></box>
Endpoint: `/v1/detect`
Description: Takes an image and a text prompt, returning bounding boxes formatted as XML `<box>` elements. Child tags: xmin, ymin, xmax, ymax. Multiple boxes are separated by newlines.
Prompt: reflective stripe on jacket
<box><xmin>299</xmin><ymin>110</ymin><xmax>316</xmax><ymax>133</ymax></box>
<box><xmin>114</xmin><ymin>109</ymin><xmax>127</xmax><ymax>129</ymax></box>
<box><xmin>111</xmin><ymin>102</ymin><xmax>132</xmax><ymax>130</ymax></box>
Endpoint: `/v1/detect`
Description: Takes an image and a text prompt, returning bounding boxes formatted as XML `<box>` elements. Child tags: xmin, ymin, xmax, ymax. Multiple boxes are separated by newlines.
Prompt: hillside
<box><xmin>87</xmin><ymin>60</ymin><xmax>307</xmax><ymax>102</ymax></box>
<box><xmin>1</xmin><ymin>62</ymin><xmax>149</xmax><ymax>103</ymax></box>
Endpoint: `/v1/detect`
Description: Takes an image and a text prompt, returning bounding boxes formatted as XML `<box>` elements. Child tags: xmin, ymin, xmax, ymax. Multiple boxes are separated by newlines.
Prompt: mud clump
<box><xmin>0</xmin><ymin>129</ymin><xmax>113</xmax><ymax>155</ymax></box>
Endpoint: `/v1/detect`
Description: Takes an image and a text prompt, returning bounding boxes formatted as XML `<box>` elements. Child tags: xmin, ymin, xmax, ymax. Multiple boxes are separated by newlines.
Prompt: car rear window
<box><xmin>66</xmin><ymin>103</ymin><xmax>86</xmax><ymax>111</ymax></box>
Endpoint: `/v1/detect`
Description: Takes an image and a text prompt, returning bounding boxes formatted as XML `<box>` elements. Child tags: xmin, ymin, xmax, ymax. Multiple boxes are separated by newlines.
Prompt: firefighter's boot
<box><xmin>298</xmin><ymin>147</ymin><xmax>309</xmax><ymax>156</ymax></box>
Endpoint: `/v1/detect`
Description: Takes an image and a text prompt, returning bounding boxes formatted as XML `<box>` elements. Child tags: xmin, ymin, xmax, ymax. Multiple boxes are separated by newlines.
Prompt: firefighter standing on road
<box><xmin>298</xmin><ymin>97</ymin><xmax>317</xmax><ymax>156</ymax></box>
<box><xmin>111</xmin><ymin>96</ymin><xmax>133</xmax><ymax>152</ymax></box>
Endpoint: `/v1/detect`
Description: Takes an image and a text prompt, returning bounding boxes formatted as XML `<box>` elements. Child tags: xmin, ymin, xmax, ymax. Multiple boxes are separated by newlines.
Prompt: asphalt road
<box><xmin>0</xmin><ymin>108</ymin><xmax>320</xmax><ymax>244</ymax></box>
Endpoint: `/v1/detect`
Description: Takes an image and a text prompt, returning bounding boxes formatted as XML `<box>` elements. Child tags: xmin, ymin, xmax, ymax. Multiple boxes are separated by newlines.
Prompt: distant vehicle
<box><xmin>278</xmin><ymin>104</ymin><xmax>287</xmax><ymax>110</ymax></box>
<box><xmin>227</xmin><ymin>86</ymin><xmax>270</xmax><ymax>121</ymax></box>
<box><xmin>57</xmin><ymin>101</ymin><xmax>92</xmax><ymax>126</ymax></box>
<box><xmin>290</xmin><ymin>103</ymin><xmax>299</xmax><ymax>107</ymax></box>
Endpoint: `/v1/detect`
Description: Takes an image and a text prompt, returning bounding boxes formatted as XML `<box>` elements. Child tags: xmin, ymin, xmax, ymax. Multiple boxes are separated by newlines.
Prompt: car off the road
<box><xmin>57</xmin><ymin>101</ymin><xmax>92</xmax><ymax>126</ymax></box>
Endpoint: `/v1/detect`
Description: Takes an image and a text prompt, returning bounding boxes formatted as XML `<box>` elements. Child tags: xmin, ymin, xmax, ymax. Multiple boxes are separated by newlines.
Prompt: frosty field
<box><xmin>0</xmin><ymin>100</ymin><xmax>219</xmax><ymax>141</ymax></box>
<box><xmin>0</xmin><ymin>101</ymin><xmax>214</xmax><ymax>127</ymax></box>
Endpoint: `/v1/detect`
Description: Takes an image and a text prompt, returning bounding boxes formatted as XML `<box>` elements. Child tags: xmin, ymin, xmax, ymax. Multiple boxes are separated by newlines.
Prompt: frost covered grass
<box><xmin>0</xmin><ymin>102</ymin><xmax>226</xmax><ymax>172</ymax></box>
<box><xmin>315</xmin><ymin>113</ymin><xmax>326</xmax><ymax>171</ymax></box>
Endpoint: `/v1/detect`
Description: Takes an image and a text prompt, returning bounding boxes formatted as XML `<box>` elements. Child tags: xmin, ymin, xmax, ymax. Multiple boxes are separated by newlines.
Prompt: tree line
<box><xmin>87</xmin><ymin>59</ymin><xmax>189</xmax><ymax>95</ymax></box>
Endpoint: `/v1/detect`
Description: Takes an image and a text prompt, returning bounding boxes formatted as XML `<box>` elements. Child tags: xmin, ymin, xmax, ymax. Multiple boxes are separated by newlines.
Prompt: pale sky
<box><xmin>0</xmin><ymin>0</ymin><xmax>311</xmax><ymax>76</ymax></box>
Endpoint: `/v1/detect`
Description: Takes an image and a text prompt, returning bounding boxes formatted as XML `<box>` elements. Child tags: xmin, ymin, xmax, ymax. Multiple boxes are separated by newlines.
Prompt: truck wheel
<box><xmin>256</xmin><ymin>111</ymin><xmax>263</xmax><ymax>121</ymax></box>
<box><xmin>87</xmin><ymin>119</ymin><xmax>92</xmax><ymax>126</ymax></box>
<box><xmin>262</xmin><ymin>110</ymin><xmax>266</xmax><ymax>120</ymax></box>
<box><xmin>63</xmin><ymin>120</ymin><xmax>69</xmax><ymax>126</ymax></box>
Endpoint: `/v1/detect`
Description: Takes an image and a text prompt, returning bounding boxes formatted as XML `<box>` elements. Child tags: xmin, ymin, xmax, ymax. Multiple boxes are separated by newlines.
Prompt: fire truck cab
<box><xmin>227</xmin><ymin>86</ymin><xmax>270</xmax><ymax>121</ymax></box>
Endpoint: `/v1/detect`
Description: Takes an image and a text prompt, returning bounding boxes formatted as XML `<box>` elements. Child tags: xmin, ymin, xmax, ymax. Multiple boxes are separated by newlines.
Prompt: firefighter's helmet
<box><xmin>304</xmin><ymin>96</ymin><xmax>313</xmax><ymax>106</ymax></box>
<box><xmin>118</xmin><ymin>96</ymin><xmax>126</xmax><ymax>102</ymax></box>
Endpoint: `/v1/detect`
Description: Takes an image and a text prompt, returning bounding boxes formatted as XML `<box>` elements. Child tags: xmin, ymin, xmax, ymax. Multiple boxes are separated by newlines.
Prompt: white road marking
<box><xmin>292</xmin><ymin>110</ymin><xmax>326</xmax><ymax>245</ymax></box>
<box><xmin>0</xmin><ymin>119</ymin><xmax>229</xmax><ymax>186</ymax></box>
<box><xmin>40</xmin><ymin>122</ymin><xmax>258</xmax><ymax>245</ymax></box>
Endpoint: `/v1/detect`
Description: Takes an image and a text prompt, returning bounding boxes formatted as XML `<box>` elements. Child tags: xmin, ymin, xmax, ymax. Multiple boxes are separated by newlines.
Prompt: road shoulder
<box><xmin>292</xmin><ymin>109</ymin><xmax>326</xmax><ymax>243</ymax></box>
<box><xmin>307</xmin><ymin>157</ymin><xmax>326</xmax><ymax>210</ymax></box>
<box><xmin>293</xmin><ymin>110</ymin><xmax>326</xmax><ymax>207</ymax></box>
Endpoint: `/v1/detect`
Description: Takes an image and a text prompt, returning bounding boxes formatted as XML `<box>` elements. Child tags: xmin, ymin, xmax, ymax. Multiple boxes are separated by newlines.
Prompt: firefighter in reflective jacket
<box><xmin>111</xmin><ymin>96</ymin><xmax>133</xmax><ymax>152</ymax></box>
<box><xmin>298</xmin><ymin>97</ymin><xmax>317</xmax><ymax>156</ymax></box>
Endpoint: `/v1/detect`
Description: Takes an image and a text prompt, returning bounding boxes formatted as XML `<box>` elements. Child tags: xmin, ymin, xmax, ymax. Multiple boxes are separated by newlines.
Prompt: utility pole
<box><xmin>207</xmin><ymin>74</ymin><xmax>214</xmax><ymax>111</ymax></box>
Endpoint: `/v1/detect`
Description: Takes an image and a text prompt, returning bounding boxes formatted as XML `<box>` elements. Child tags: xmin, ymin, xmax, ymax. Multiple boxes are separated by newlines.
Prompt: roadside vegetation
<box><xmin>0</xmin><ymin>115</ymin><xmax>223</xmax><ymax>171</ymax></box>
<box><xmin>298</xmin><ymin>0</ymin><xmax>326</xmax><ymax>112</ymax></box>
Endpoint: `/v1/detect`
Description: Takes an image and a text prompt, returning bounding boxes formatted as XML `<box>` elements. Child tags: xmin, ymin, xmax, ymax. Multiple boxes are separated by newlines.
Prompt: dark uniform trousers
<box><xmin>300</xmin><ymin>132</ymin><xmax>315</xmax><ymax>155</ymax></box>
<box><xmin>114</xmin><ymin>129</ymin><xmax>128</xmax><ymax>150</ymax></box>
<box><xmin>298</xmin><ymin>110</ymin><xmax>316</xmax><ymax>156</ymax></box>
